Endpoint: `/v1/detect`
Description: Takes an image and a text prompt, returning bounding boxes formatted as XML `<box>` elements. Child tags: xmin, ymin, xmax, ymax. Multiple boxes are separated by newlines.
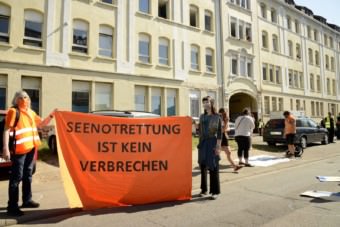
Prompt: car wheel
<box><xmin>267</xmin><ymin>142</ymin><xmax>276</xmax><ymax>146</ymax></box>
<box><xmin>48</xmin><ymin>135</ymin><xmax>58</xmax><ymax>154</ymax></box>
<box><xmin>300</xmin><ymin>136</ymin><xmax>307</xmax><ymax>149</ymax></box>
<box><xmin>321</xmin><ymin>134</ymin><xmax>329</xmax><ymax>145</ymax></box>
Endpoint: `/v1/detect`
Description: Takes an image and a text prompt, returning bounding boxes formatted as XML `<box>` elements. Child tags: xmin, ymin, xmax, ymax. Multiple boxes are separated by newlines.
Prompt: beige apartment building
<box><xmin>0</xmin><ymin>0</ymin><xmax>339</xmax><ymax>124</ymax></box>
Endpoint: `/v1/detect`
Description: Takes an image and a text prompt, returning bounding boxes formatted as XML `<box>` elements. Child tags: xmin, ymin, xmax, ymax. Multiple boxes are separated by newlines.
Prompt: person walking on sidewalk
<box><xmin>218</xmin><ymin>108</ymin><xmax>242</xmax><ymax>173</ymax></box>
<box><xmin>336</xmin><ymin>113</ymin><xmax>340</xmax><ymax>140</ymax></box>
<box><xmin>2</xmin><ymin>90</ymin><xmax>56</xmax><ymax>216</ymax></box>
<box><xmin>197</xmin><ymin>96</ymin><xmax>222</xmax><ymax>200</ymax></box>
<box><xmin>234</xmin><ymin>108</ymin><xmax>255</xmax><ymax>167</ymax></box>
<box><xmin>283</xmin><ymin>111</ymin><xmax>296</xmax><ymax>158</ymax></box>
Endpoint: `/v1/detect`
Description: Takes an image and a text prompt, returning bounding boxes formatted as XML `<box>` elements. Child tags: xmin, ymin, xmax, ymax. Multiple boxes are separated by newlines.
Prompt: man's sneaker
<box><xmin>210</xmin><ymin>194</ymin><xmax>218</xmax><ymax>200</ymax></box>
<box><xmin>7</xmin><ymin>208</ymin><xmax>24</xmax><ymax>216</ymax></box>
<box><xmin>22</xmin><ymin>200</ymin><xmax>40</xmax><ymax>208</ymax></box>
<box><xmin>199</xmin><ymin>191</ymin><xmax>208</xmax><ymax>197</ymax></box>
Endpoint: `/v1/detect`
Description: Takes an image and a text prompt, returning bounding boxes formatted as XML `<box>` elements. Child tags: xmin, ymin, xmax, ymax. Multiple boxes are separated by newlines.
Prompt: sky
<box><xmin>294</xmin><ymin>0</ymin><xmax>340</xmax><ymax>25</ymax></box>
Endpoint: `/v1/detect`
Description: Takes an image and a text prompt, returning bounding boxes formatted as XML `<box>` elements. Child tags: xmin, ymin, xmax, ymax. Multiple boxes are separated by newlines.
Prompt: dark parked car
<box><xmin>263</xmin><ymin>117</ymin><xmax>328</xmax><ymax>148</ymax></box>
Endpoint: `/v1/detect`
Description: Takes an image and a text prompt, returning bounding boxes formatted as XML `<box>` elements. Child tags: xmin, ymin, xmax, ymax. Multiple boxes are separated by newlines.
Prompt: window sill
<box><xmin>187</xmin><ymin>26</ymin><xmax>201</xmax><ymax>33</ymax></box>
<box><xmin>135</xmin><ymin>11</ymin><xmax>153</xmax><ymax>19</ymax></box>
<box><xmin>135</xmin><ymin>61</ymin><xmax>153</xmax><ymax>67</ymax></box>
<box><xmin>261</xmin><ymin>47</ymin><xmax>269</xmax><ymax>52</ymax></box>
<box><xmin>94</xmin><ymin>55</ymin><xmax>116</xmax><ymax>62</ymax></box>
<box><xmin>0</xmin><ymin>42</ymin><xmax>13</xmax><ymax>48</ymax></box>
<box><xmin>156</xmin><ymin>64</ymin><xmax>172</xmax><ymax>70</ymax></box>
<box><xmin>203</xmin><ymin>30</ymin><xmax>215</xmax><ymax>36</ymax></box>
<box><xmin>96</xmin><ymin>1</ymin><xmax>117</xmax><ymax>9</ymax></box>
<box><xmin>18</xmin><ymin>45</ymin><xmax>45</xmax><ymax>52</ymax></box>
<box><xmin>228</xmin><ymin>37</ymin><xmax>252</xmax><ymax>44</ymax></box>
<box><xmin>204</xmin><ymin>71</ymin><xmax>216</xmax><ymax>77</ymax></box>
<box><xmin>189</xmin><ymin>69</ymin><xmax>202</xmax><ymax>75</ymax></box>
<box><xmin>69</xmin><ymin>52</ymin><xmax>91</xmax><ymax>59</ymax></box>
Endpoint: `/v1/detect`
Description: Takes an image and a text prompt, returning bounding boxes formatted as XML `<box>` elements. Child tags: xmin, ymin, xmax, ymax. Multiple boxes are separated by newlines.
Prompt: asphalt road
<box><xmin>2</xmin><ymin>137</ymin><xmax>340</xmax><ymax>227</ymax></box>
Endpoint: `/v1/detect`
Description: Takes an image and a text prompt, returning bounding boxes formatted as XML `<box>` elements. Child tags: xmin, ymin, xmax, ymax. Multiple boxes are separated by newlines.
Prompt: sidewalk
<box><xmin>1</xmin><ymin>135</ymin><xmax>337</xmax><ymax>226</ymax></box>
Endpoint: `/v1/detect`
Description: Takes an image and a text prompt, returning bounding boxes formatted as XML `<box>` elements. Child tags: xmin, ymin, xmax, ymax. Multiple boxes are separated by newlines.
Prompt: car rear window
<box><xmin>265</xmin><ymin>119</ymin><xmax>284</xmax><ymax>128</ymax></box>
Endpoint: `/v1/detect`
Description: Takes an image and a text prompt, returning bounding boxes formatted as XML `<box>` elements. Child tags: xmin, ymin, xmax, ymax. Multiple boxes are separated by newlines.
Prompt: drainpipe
<box><xmin>216</xmin><ymin>0</ymin><xmax>226</xmax><ymax>108</ymax></box>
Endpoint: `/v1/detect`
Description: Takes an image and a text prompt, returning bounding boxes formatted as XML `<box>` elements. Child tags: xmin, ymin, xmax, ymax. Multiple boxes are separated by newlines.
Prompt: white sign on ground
<box><xmin>300</xmin><ymin>190</ymin><xmax>340</xmax><ymax>201</ymax></box>
<box><xmin>316</xmin><ymin>176</ymin><xmax>340</xmax><ymax>182</ymax></box>
<box><xmin>238</xmin><ymin>155</ymin><xmax>291</xmax><ymax>167</ymax></box>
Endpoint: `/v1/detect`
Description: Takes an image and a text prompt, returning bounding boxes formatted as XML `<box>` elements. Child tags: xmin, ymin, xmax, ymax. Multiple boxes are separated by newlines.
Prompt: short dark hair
<box><xmin>283</xmin><ymin>111</ymin><xmax>290</xmax><ymax>116</ymax></box>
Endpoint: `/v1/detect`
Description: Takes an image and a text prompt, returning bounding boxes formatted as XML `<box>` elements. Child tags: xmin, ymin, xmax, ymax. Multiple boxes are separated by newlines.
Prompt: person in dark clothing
<box><xmin>336</xmin><ymin>113</ymin><xmax>340</xmax><ymax>140</ymax></box>
<box><xmin>197</xmin><ymin>96</ymin><xmax>222</xmax><ymax>200</ymax></box>
<box><xmin>324</xmin><ymin>112</ymin><xmax>335</xmax><ymax>143</ymax></box>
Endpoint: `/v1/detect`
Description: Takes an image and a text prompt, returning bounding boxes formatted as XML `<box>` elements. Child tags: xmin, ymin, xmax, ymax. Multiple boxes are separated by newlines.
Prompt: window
<box><xmin>332</xmin><ymin>79</ymin><xmax>336</xmax><ymax>95</ymax></box>
<box><xmin>158</xmin><ymin>0</ymin><xmax>169</xmax><ymax>19</ymax></box>
<box><xmin>299</xmin><ymin>72</ymin><xmax>304</xmax><ymax>88</ymax></box>
<box><xmin>139</xmin><ymin>0</ymin><xmax>150</xmax><ymax>14</ymax></box>
<box><xmin>327</xmin><ymin>78</ymin><xmax>330</xmax><ymax>94</ymax></box>
<box><xmin>24</xmin><ymin>10</ymin><xmax>43</xmax><ymax>47</ymax></box>
<box><xmin>230</xmin><ymin>0</ymin><xmax>250</xmax><ymax>10</ymax></box>
<box><xmin>307</xmin><ymin>26</ymin><xmax>311</xmax><ymax>39</ymax></box>
<box><xmin>269</xmin><ymin>65</ymin><xmax>274</xmax><ymax>82</ymax></box>
<box><xmin>247</xmin><ymin>60</ymin><xmax>252</xmax><ymax>78</ymax></box>
<box><xmin>262</xmin><ymin>31</ymin><xmax>268</xmax><ymax>48</ymax></box>
<box><xmin>240</xmin><ymin>56</ymin><xmax>246</xmax><ymax>76</ymax></box>
<box><xmin>315</xmin><ymin>51</ymin><xmax>319</xmax><ymax>66</ymax></box>
<box><xmin>167</xmin><ymin>89</ymin><xmax>176</xmax><ymax>116</ymax></box>
<box><xmin>329</xmin><ymin>37</ymin><xmax>334</xmax><ymax>48</ymax></box>
<box><xmin>278</xmin><ymin>98</ymin><xmax>283</xmax><ymax>111</ymax></box>
<box><xmin>296</xmin><ymin>100</ymin><xmax>301</xmax><ymax>111</ymax></box>
<box><xmin>0</xmin><ymin>75</ymin><xmax>6</xmax><ymax>109</ymax></box>
<box><xmin>245</xmin><ymin>23</ymin><xmax>252</xmax><ymax>41</ymax></box>
<box><xmin>286</xmin><ymin>16</ymin><xmax>291</xmax><ymax>30</ymax></box>
<box><xmin>295</xmin><ymin>20</ymin><xmax>300</xmax><ymax>34</ymax></box>
<box><xmin>238</xmin><ymin>21</ymin><xmax>244</xmax><ymax>40</ymax></box>
<box><xmin>330</xmin><ymin>57</ymin><xmax>334</xmax><ymax>71</ymax></box>
<box><xmin>294</xmin><ymin>71</ymin><xmax>299</xmax><ymax>88</ymax></box>
<box><xmin>204</xmin><ymin>10</ymin><xmax>212</xmax><ymax>32</ymax></box>
<box><xmin>324</xmin><ymin>34</ymin><xmax>328</xmax><ymax>46</ymax></box>
<box><xmin>139</xmin><ymin>33</ymin><xmax>150</xmax><ymax>63</ymax></box>
<box><xmin>260</xmin><ymin>3</ymin><xmax>267</xmax><ymax>19</ymax></box>
<box><xmin>22</xmin><ymin>77</ymin><xmax>41</xmax><ymax>114</ymax></box>
<box><xmin>101</xmin><ymin>0</ymin><xmax>114</xmax><ymax>4</ymax></box>
<box><xmin>310</xmin><ymin>74</ymin><xmax>314</xmax><ymax>91</ymax></box>
<box><xmin>308</xmin><ymin>48</ymin><xmax>313</xmax><ymax>64</ymax></box>
<box><xmin>232</xmin><ymin>56</ymin><xmax>238</xmax><ymax>75</ymax></box>
<box><xmin>205</xmin><ymin>48</ymin><xmax>214</xmax><ymax>72</ymax></box>
<box><xmin>98</xmin><ymin>25</ymin><xmax>113</xmax><ymax>58</ymax></box>
<box><xmin>230</xmin><ymin>17</ymin><xmax>237</xmax><ymax>38</ymax></box>
<box><xmin>191</xmin><ymin>45</ymin><xmax>199</xmax><ymax>70</ymax></box>
<box><xmin>159</xmin><ymin>38</ymin><xmax>169</xmax><ymax>65</ymax></box>
<box><xmin>72</xmin><ymin>81</ymin><xmax>90</xmax><ymax>113</ymax></box>
<box><xmin>272</xmin><ymin>35</ymin><xmax>278</xmax><ymax>52</ymax></box>
<box><xmin>311</xmin><ymin>101</ymin><xmax>315</xmax><ymax>116</ymax></box>
<box><xmin>135</xmin><ymin>86</ymin><xmax>147</xmax><ymax>111</ymax></box>
<box><xmin>288</xmin><ymin>40</ymin><xmax>293</xmax><ymax>57</ymax></box>
<box><xmin>95</xmin><ymin>83</ymin><xmax>112</xmax><ymax>110</ymax></box>
<box><xmin>271</xmin><ymin>8</ymin><xmax>277</xmax><ymax>23</ymax></box>
<box><xmin>72</xmin><ymin>20</ymin><xmax>88</xmax><ymax>54</ymax></box>
<box><xmin>151</xmin><ymin>88</ymin><xmax>162</xmax><ymax>115</ymax></box>
<box><xmin>0</xmin><ymin>4</ymin><xmax>10</xmax><ymax>43</ymax></box>
<box><xmin>262</xmin><ymin>63</ymin><xmax>267</xmax><ymax>80</ymax></box>
<box><xmin>313</xmin><ymin>30</ymin><xmax>318</xmax><ymax>41</ymax></box>
<box><xmin>296</xmin><ymin>43</ymin><xmax>301</xmax><ymax>60</ymax></box>
<box><xmin>316</xmin><ymin>75</ymin><xmax>321</xmax><ymax>92</ymax></box>
<box><xmin>275</xmin><ymin>66</ymin><xmax>281</xmax><ymax>84</ymax></box>
<box><xmin>189</xmin><ymin>5</ymin><xmax>199</xmax><ymax>28</ymax></box>
<box><xmin>190</xmin><ymin>91</ymin><xmax>200</xmax><ymax>118</ymax></box>
<box><xmin>288</xmin><ymin>70</ymin><xmax>293</xmax><ymax>87</ymax></box>
<box><xmin>264</xmin><ymin>96</ymin><xmax>270</xmax><ymax>114</ymax></box>
<box><xmin>272</xmin><ymin>97</ymin><xmax>277</xmax><ymax>111</ymax></box>
<box><xmin>325</xmin><ymin>55</ymin><xmax>329</xmax><ymax>70</ymax></box>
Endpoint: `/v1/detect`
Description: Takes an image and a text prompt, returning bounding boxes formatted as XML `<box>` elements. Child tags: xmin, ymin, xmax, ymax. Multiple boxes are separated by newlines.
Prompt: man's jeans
<box><xmin>8</xmin><ymin>149</ymin><xmax>35</xmax><ymax>210</ymax></box>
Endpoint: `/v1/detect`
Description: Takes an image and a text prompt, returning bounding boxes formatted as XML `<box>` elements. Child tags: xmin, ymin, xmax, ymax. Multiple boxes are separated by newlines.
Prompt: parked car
<box><xmin>0</xmin><ymin>110</ymin><xmax>37</xmax><ymax>173</ymax></box>
<box><xmin>226</xmin><ymin>122</ymin><xmax>236</xmax><ymax>139</ymax></box>
<box><xmin>263</xmin><ymin>117</ymin><xmax>328</xmax><ymax>148</ymax></box>
<box><xmin>47</xmin><ymin>110</ymin><xmax>160</xmax><ymax>153</ymax></box>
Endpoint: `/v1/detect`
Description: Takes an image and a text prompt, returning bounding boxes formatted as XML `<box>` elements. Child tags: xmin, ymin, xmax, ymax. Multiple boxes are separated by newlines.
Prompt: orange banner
<box><xmin>54</xmin><ymin>111</ymin><xmax>192</xmax><ymax>210</ymax></box>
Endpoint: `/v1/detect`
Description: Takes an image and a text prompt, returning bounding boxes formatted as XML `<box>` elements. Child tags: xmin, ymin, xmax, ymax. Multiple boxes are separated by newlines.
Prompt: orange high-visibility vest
<box><xmin>6</xmin><ymin>107</ymin><xmax>41</xmax><ymax>154</ymax></box>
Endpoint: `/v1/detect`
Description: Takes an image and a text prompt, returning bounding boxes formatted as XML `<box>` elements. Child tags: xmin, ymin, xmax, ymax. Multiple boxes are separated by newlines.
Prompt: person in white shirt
<box><xmin>234</xmin><ymin>108</ymin><xmax>255</xmax><ymax>167</ymax></box>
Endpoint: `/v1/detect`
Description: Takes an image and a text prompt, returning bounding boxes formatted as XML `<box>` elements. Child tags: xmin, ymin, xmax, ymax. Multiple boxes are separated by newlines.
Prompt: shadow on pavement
<box><xmin>0</xmin><ymin>197</ymin><xmax>213</xmax><ymax>225</ymax></box>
